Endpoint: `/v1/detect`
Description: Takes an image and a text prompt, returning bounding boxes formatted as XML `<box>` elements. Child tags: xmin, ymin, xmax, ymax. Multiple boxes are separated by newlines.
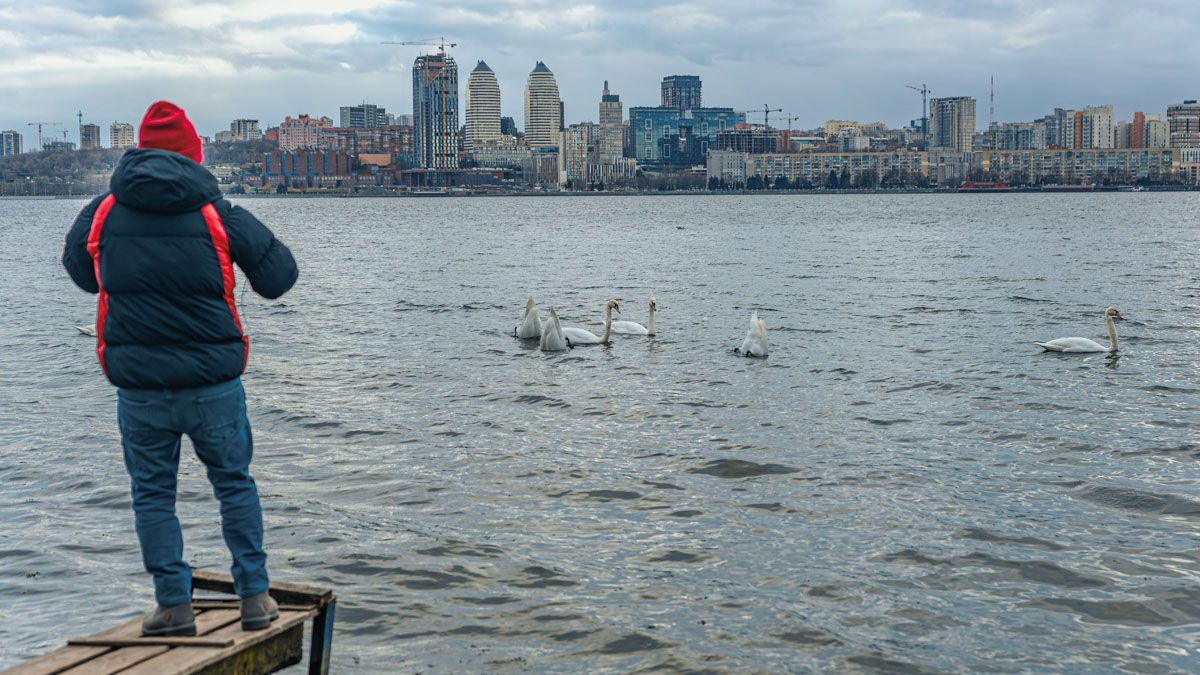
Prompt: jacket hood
<box><xmin>110</xmin><ymin>148</ymin><xmax>221</xmax><ymax>213</ymax></box>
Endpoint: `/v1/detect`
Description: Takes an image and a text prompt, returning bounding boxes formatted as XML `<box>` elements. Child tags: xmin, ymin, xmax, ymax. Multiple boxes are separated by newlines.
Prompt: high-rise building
<box><xmin>412</xmin><ymin>51</ymin><xmax>460</xmax><ymax>170</ymax></box>
<box><xmin>500</xmin><ymin>117</ymin><xmax>518</xmax><ymax>136</ymax></box>
<box><xmin>79</xmin><ymin>124</ymin><xmax>101</xmax><ymax>150</ymax></box>
<box><xmin>524</xmin><ymin>62</ymin><xmax>561</xmax><ymax>149</ymax></box>
<box><xmin>110</xmin><ymin>122</ymin><xmax>135</xmax><ymax>149</ymax></box>
<box><xmin>1114</xmin><ymin>122</ymin><xmax>1132</xmax><ymax>148</ymax></box>
<box><xmin>661</xmin><ymin>75</ymin><xmax>701</xmax><ymax>111</ymax></box>
<box><xmin>992</xmin><ymin>122</ymin><xmax>1047</xmax><ymax>151</ymax></box>
<box><xmin>1077</xmin><ymin>105</ymin><xmax>1113</xmax><ymax>149</ymax></box>
<box><xmin>278</xmin><ymin>115</ymin><xmax>331</xmax><ymax>151</ymax></box>
<box><xmin>1144</xmin><ymin>114</ymin><xmax>1170</xmax><ymax>148</ymax></box>
<box><xmin>598</xmin><ymin>81</ymin><xmax>623</xmax><ymax>159</ymax></box>
<box><xmin>339</xmin><ymin>104</ymin><xmax>389</xmax><ymax>129</ymax></box>
<box><xmin>1036</xmin><ymin>108</ymin><xmax>1076</xmax><ymax>148</ymax></box>
<box><xmin>1167</xmin><ymin>100</ymin><xmax>1200</xmax><ymax>148</ymax></box>
<box><xmin>560</xmin><ymin>122</ymin><xmax>597</xmax><ymax>184</ymax></box>
<box><xmin>465</xmin><ymin>61</ymin><xmax>501</xmax><ymax>150</ymax></box>
<box><xmin>928</xmin><ymin>97</ymin><xmax>976</xmax><ymax>152</ymax></box>
<box><xmin>0</xmin><ymin>130</ymin><xmax>23</xmax><ymax>156</ymax></box>
<box><xmin>230</xmin><ymin>119</ymin><xmax>262</xmax><ymax>142</ymax></box>
<box><xmin>1130</xmin><ymin>112</ymin><xmax>1146</xmax><ymax>149</ymax></box>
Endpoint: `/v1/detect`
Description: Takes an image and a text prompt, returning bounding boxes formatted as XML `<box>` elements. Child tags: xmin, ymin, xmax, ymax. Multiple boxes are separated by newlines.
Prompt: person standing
<box><xmin>62</xmin><ymin>101</ymin><xmax>299</xmax><ymax>636</ymax></box>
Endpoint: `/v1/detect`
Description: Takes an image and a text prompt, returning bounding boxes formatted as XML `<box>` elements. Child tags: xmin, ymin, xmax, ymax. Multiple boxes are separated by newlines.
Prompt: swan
<box><xmin>515</xmin><ymin>297</ymin><xmax>542</xmax><ymax>339</ymax></box>
<box><xmin>735</xmin><ymin>310</ymin><xmax>768</xmax><ymax>357</ymax></box>
<box><xmin>74</xmin><ymin>324</ymin><xmax>97</xmax><ymax>337</ymax></box>
<box><xmin>611</xmin><ymin>296</ymin><xmax>656</xmax><ymax>335</ymax></box>
<box><xmin>560</xmin><ymin>299</ymin><xmax>619</xmax><ymax>346</ymax></box>
<box><xmin>539</xmin><ymin>307</ymin><xmax>569</xmax><ymax>351</ymax></box>
<box><xmin>1036</xmin><ymin>307</ymin><xmax>1124</xmax><ymax>353</ymax></box>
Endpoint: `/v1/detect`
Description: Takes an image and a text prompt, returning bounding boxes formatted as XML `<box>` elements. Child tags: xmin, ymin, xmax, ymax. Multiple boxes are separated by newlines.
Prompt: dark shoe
<box><xmin>142</xmin><ymin>602</ymin><xmax>196</xmax><ymax>637</ymax></box>
<box><xmin>240</xmin><ymin>591</ymin><xmax>279</xmax><ymax>631</ymax></box>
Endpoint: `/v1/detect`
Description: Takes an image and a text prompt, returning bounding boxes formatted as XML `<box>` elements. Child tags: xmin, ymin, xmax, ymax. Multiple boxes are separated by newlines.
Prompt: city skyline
<box><xmin>2</xmin><ymin>1</ymin><xmax>1199</xmax><ymax>142</ymax></box>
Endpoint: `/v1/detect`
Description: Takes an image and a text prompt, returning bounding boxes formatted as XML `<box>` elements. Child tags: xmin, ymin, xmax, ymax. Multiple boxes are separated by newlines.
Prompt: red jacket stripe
<box><xmin>200</xmin><ymin>203</ymin><xmax>250</xmax><ymax>368</ymax></box>
<box><xmin>86</xmin><ymin>195</ymin><xmax>117</xmax><ymax>376</ymax></box>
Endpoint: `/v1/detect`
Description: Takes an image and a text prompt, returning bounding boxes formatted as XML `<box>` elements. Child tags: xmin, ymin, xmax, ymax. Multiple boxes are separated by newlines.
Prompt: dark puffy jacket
<box><xmin>63</xmin><ymin>149</ymin><xmax>298</xmax><ymax>389</ymax></box>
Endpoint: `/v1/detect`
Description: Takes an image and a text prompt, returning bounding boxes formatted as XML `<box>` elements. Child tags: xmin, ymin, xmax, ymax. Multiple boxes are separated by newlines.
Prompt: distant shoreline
<box><xmin>4</xmin><ymin>186</ymin><xmax>1197</xmax><ymax>200</ymax></box>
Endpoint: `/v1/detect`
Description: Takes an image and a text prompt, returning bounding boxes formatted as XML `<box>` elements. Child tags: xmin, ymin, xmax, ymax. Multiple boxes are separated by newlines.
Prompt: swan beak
<box><xmin>1114</xmin><ymin>311</ymin><xmax>1125</xmax><ymax>321</ymax></box>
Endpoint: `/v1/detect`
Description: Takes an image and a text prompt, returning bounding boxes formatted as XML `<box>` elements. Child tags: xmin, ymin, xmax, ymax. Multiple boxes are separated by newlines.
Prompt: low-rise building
<box><xmin>706</xmin><ymin>150</ymin><xmax>748</xmax><ymax>185</ymax></box>
<box><xmin>262</xmin><ymin>149</ymin><xmax>352</xmax><ymax>187</ymax></box>
<box><xmin>981</xmin><ymin>148</ymin><xmax>1177</xmax><ymax>184</ymax></box>
<box><xmin>744</xmin><ymin>150</ymin><xmax>929</xmax><ymax>187</ymax></box>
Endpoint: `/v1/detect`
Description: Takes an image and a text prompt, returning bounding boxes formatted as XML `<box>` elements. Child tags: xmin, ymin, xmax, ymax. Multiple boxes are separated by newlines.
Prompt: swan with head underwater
<box><xmin>611</xmin><ymin>296</ymin><xmax>656</xmax><ymax>336</ymax></box>
<box><xmin>514</xmin><ymin>297</ymin><xmax>543</xmax><ymax>339</ymax></box>
<box><xmin>734</xmin><ymin>310</ymin><xmax>768</xmax><ymax>357</ymax></box>
<box><xmin>1035</xmin><ymin>306</ymin><xmax>1125</xmax><ymax>353</ymax></box>
<box><xmin>558</xmin><ymin>299</ymin><xmax>619</xmax><ymax>346</ymax></box>
<box><xmin>539</xmin><ymin>307</ymin><xmax>570</xmax><ymax>351</ymax></box>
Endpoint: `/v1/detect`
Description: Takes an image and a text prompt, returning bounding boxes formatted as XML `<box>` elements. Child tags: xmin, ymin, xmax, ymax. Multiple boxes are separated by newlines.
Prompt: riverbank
<box><xmin>4</xmin><ymin>185</ymin><xmax>1198</xmax><ymax>199</ymax></box>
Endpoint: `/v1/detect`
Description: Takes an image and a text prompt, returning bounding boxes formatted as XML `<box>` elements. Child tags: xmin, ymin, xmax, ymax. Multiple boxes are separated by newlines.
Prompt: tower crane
<box><xmin>907</xmin><ymin>84</ymin><xmax>930</xmax><ymax>150</ymax></box>
<box><xmin>381</xmin><ymin>37</ymin><xmax>457</xmax><ymax>55</ymax></box>
<box><xmin>735</xmin><ymin>105</ymin><xmax>782</xmax><ymax>152</ymax></box>
<box><xmin>26</xmin><ymin>121</ymin><xmax>64</xmax><ymax>151</ymax></box>
<box><xmin>783</xmin><ymin>113</ymin><xmax>803</xmax><ymax>151</ymax></box>
<box><xmin>757</xmin><ymin>105</ymin><xmax>781</xmax><ymax>153</ymax></box>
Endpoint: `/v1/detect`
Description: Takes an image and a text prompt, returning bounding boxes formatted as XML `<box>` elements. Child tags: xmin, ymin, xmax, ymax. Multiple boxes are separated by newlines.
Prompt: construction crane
<box><xmin>759</xmin><ymin>105</ymin><xmax>782</xmax><ymax>153</ymax></box>
<box><xmin>735</xmin><ymin>105</ymin><xmax>782</xmax><ymax>152</ymax></box>
<box><xmin>907</xmin><ymin>84</ymin><xmax>930</xmax><ymax>150</ymax></box>
<box><xmin>783</xmin><ymin>113</ymin><xmax>803</xmax><ymax>151</ymax></box>
<box><xmin>26</xmin><ymin>121</ymin><xmax>64</xmax><ymax>151</ymax></box>
<box><xmin>381</xmin><ymin>37</ymin><xmax>457</xmax><ymax>55</ymax></box>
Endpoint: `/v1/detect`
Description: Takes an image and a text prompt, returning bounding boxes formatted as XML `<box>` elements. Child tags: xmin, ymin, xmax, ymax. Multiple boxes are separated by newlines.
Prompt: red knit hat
<box><xmin>138</xmin><ymin>101</ymin><xmax>202</xmax><ymax>163</ymax></box>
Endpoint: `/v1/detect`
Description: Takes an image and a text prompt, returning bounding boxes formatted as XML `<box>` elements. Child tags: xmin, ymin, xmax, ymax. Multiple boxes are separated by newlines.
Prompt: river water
<box><xmin>1</xmin><ymin>194</ymin><xmax>1199</xmax><ymax>673</ymax></box>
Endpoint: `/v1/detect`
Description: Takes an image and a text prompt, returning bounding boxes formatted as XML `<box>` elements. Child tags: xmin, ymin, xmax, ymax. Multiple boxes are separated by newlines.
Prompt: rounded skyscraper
<box><xmin>524</xmin><ymin>61</ymin><xmax>562</xmax><ymax>149</ymax></box>
<box><xmin>465</xmin><ymin>60</ymin><xmax>501</xmax><ymax>150</ymax></box>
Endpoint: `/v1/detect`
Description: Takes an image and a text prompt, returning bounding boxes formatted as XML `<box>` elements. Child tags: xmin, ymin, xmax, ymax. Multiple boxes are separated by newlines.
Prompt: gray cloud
<box><xmin>1</xmin><ymin>0</ymin><xmax>1197</xmax><ymax>143</ymax></box>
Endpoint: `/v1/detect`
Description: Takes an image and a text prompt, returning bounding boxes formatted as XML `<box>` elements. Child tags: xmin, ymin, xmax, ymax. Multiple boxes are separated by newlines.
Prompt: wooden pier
<box><xmin>4</xmin><ymin>571</ymin><xmax>335</xmax><ymax>675</ymax></box>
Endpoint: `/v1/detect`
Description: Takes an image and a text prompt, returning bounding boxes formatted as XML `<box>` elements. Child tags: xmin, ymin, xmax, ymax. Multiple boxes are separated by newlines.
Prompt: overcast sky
<box><xmin>2</xmin><ymin>0</ymin><xmax>1198</xmax><ymax>145</ymax></box>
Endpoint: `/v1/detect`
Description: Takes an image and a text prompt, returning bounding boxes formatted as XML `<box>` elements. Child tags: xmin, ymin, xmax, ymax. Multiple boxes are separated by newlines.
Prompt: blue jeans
<box><xmin>117</xmin><ymin>377</ymin><xmax>268</xmax><ymax>605</ymax></box>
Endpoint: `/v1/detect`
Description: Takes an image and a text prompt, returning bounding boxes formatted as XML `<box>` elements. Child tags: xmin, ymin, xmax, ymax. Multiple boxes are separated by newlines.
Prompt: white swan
<box><xmin>515</xmin><ymin>297</ymin><xmax>542</xmax><ymax>339</ymax></box>
<box><xmin>539</xmin><ymin>307</ymin><xmax>569</xmax><ymax>351</ymax></box>
<box><xmin>735</xmin><ymin>310</ymin><xmax>768</xmax><ymax>357</ymax></box>
<box><xmin>611</xmin><ymin>296</ymin><xmax>656</xmax><ymax>335</ymax></box>
<box><xmin>1036</xmin><ymin>307</ymin><xmax>1124</xmax><ymax>353</ymax></box>
<box><xmin>74</xmin><ymin>324</ymin><xmax>97</xmax><ymax>337</ymax></box>
<box><xmin>560</xmin><ymin>299</ymin><xmax>619</xmax><ymax>346</ymax></box>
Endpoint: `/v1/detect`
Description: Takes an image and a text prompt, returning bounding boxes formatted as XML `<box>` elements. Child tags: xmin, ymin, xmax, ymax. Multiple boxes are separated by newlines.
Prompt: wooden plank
<box><xmin>191</xmin><ymin>572</ymin><xmax>332</xmax><ymax>608</ymax></box>
<box><xmin>116</xmin><ymin>610</ymin><xmax>315</xmax><ymax>675</ymax></box>
<box><xmin>33</xmin><ymin>609</ymin><xmax>242</xmax><ymax>675</ymax></box>
<box><xmin>1</xmin><ymin>616</ymin><xmax>145</xmax><ymax>675</ymax></box>
<box><xmin>66</xmin><ymin>639</ymin><xmax>233</xmax><ymax>649</ymax></box>
<box><xmin>56</xmin><ymin>647</ymin><xmax>167</xmax><ymax>675</ymax></box>
<box><xmin>191</xmin><ymin>600</ymin><xmax>313</xmax><ymax>612</ymax></box>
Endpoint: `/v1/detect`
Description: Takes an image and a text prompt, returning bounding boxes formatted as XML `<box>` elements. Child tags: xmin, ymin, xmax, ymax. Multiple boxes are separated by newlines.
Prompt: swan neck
<box><xmin>602</xmin><ymin>309</ymin><xmax>612</xmax><ymax>343</ymax></box>
<box><xmin>648</xmin><ymin>306</ymin><xmax>655</xmax><ymax>334</ymax></box>
<box><xmin>1106</xmin><ymin>314</ymin><xmax>1118</xmax><ymax>351</ymax></box>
